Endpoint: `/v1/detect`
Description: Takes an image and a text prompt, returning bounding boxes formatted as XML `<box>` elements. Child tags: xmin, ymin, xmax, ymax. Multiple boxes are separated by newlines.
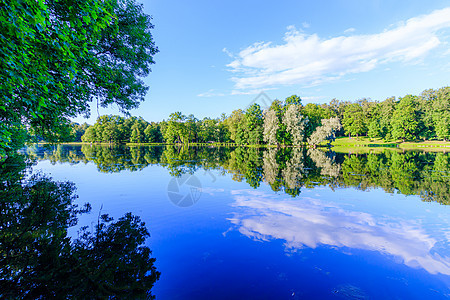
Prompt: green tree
<box><xmin>0</xmin><ymin>0</ymin><xmax>158</xmax><ymax>154</ymax></box>
<box><xmin>328</xmin><ymin>98</ymin><xmax>350</xmax><ymax>121</ymax></box>
<box><xmin>342</xmin><ymin>103</ymin><xmax>366</xmax><ymax>137</ymax></box>
<box><xmin>245</xmin><ymin>104</ymin><xmax>264</xmax><ymax>145</ymax></box>
<box><xmin>198</xmin><ymin>118</ymin><xmax>214</xmax><ymax>142</ymax></box>
<box><xmin>285</xmin><ymin>94</ymin><xmax>302</xmax><ymax>106</ymax></box>
<box><xmin>226</xmin><ymin>109</ymin><xmax>245</xmax><ymax>143</ymax></box>
<box><xmin>268</xmin><ymin>99</ymin><xmax>289</xmax><ymax>144</ymax></box>
<box><xmin>186</xmin><ymin>114</ymin><xmax>199</xmax><ymax>143</ymax></box>
<box><xmin>144</xmin><ymin>123</ymin><xmax>163</xmax><ymax>143</ymax></box>
<box><xmin>378</xmin><ymin>97</ymin><xmax>396</xmax><ymax>140</ymax></box>
<box><xmin>164</xmin><ymin>112</ymin><xmax>188</xmax><ymax>144</ymax></box>
<box><xmin>71</xmin><ymin>123</ymin><xmax>91</xmax><ymax>142</ymax></box>
<box><xmin>81</xmin><ymin>126</ymin><xmax>97</xmax><ymax>143</ymax></box>
<box><xmin>302</xmin><ymin>103</ymin><xmax>334</xmax><ymax>137</ymax></box>
<box><xmin>269</xmin><ymin>99</ymin><xmax>284</xmax><ymax>118</ymax></box>
<box><xmin>367</xmin><ymin>119</ymin><xmax>382</xmax><ymax>139</ymax></box>
<box><xmin>96</xmin><ymin>115</ymin><xmax>124</xmax><ymax>143</ymax></box>
<box><xmin>391</xmin><ymin>95</ymin><xmax>420</xmax><ymax>141</ymax></box>
<box><xmin>121</xmin><ymin>117</ymin><xmax>138</xmax><ymax>142</ymax></box>
<box><xmin>217</xmin><ymin>119</ymin><xmax>231</xmax><ymax>143</ymax></box>
<box><xmin>431</xmin><ymin>87</ymin><xmax>450</xmax><ymax>140</ymax></box>
<box><xmin>418</xmin><ymin>89</ymin><xmax>436</xmax><ymax>139</ymax></box>
<box><xmin>130</xmin><ymin>127</ymin><xmax>142</xmax><ymax>143</ymax></box>
<box><xmin>129</xmin><ymin>118</ymin><xmax>147</xmax><ymax>143</ymax></box>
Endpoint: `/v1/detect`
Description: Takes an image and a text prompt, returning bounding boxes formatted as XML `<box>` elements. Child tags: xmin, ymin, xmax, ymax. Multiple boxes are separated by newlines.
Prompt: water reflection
<box><xmin>21</xmin><ymin>145</ymin><xmax>450</xmax><ymax>298</ymax></box>
<box><xmin>27</xmin><ymin>144</ymin><xmax>450</xmax><ymax>205</ymax></box>
<box><xmin>0</xmin><ymin>154</ymin><xmax>160</xmax><ymax>298</ymax></box>
<box><xmin>227</xmin><ymin>189</ymin><xmax>450</xmax><ymax>276</ymax></box>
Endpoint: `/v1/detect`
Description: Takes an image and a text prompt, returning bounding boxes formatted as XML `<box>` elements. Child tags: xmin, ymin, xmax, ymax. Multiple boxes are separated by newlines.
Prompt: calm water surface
<box><xmin>27</xmin><ymin>145</ymin><xmax>450</xmax><ymax>299</ymax></box>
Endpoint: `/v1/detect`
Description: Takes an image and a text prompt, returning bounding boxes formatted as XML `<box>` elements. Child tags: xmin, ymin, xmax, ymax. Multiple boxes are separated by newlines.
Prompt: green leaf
<box><xmin>39</xmin><ymin>97</ymin><xmax>47</xmax><ymax>108</ymax></box>
<box><xmin>83</xmin><ymin>15</ymin><xmax>91</xmax><ymax>24</ymax></box>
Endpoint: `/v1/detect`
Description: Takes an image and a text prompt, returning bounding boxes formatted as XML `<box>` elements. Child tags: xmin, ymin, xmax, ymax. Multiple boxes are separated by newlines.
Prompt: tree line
<box><xmin>73</xmin><ymin>86</ymin><xmax>449</xmax><ymax>145</ymax></box>
<box><xmin>75</xmin><ymin>95</ymin><xmax>339</xmax><ymax>145</ymax></box>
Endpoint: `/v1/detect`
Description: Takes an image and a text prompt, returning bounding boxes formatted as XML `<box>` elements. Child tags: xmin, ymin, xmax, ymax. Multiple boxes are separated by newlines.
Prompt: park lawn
<box><xmin>332</xmin><ymin>136</ymin><xmax>399</xmax><ymax>147</ymax></box>
<box><xmin>400</xmin><ymin>140</ymin><xmax>450</xmax><ymax>148</ymax></box>
<box><xmin>332</xmin><ymin>136</ymin><xmax>450</xmax><ymax>152</ymax></box>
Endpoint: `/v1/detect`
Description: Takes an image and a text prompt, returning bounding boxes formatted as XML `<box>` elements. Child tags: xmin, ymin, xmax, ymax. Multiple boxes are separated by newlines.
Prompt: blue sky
<box><xmin>77</xmin><ymin>0</ymin><xmax>450</xmax><ymax>124</ymax></box>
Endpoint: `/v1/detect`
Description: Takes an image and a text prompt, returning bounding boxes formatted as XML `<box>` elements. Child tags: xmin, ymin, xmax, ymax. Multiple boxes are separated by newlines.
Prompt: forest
<box><xmin>60</xmin><ymin>86</ymin><xmax>450</xmax><ymax>146</ymax></box>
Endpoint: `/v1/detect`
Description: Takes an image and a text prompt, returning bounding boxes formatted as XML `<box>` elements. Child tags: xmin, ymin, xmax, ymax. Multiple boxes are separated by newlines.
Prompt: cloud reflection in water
<box><xmin>228</xmin><ymin>189</ymin><xmax>450</xmax><ymax>275</ymax></box>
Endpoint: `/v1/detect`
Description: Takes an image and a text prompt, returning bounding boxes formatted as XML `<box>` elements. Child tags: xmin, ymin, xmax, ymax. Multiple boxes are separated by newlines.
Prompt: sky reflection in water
<box><xmin>28</xmin><ymin>145</ymin><xmax>450</xmax><ymax>299</ymax></box>
<box><xmin>228</xmin><ymin>189</ymin><xmax>449</xmax><ymax>276</ymax></box>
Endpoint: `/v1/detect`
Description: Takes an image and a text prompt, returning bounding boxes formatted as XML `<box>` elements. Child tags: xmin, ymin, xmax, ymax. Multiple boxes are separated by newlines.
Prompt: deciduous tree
<box><xmin>0</xmin><ymin>0</ymin><xmax>158</xmax><ymax>154</ymax></box>
<box><xmin>263</xmin><ymin>109</ymin><xmax>279</xmax><ymax>145</ymax></box>
<box><xmin>283</xmin><ymin>104</ymin><xmax>307</xmax><ymax>146</ymax></box>
<box><xmin>391</xmin><ymin>95</ymin><xmax>420</xmax><ymax>142</ymax></box>
<box><xmin>308</xmin><ymin>117</ymin><xmax>342</xmax><ymax>146</ymax></box>
<box><xmin>342</xmin><ymin>103</ymin><xmax>366</xmax><ymax>137</ymax></box>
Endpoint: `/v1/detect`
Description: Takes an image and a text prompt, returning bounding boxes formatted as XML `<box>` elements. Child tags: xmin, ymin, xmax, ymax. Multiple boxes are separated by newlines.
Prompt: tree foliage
<box><xmin>283</xmin><ymin>104</ymin><xmax>307</xmax><ymax>146</ymax></box>
<box><xmin>37</xmin><ymin>85</ymin><xmax>450</xmax><ymax>147</ymax></box>
<box><xmin>308</xmin><ymin>117</ymin><xmax>342</xmax><ymax>146</ymax></box>
<box><xmin>285</xmin><ymin>94</ymin><xmax>302</xmax><ymax>106</ymax></box>
<box><xmin>29</xmin><ymin>144</ymin><xmax>450</xmax><ymax>205</ymax></box>
<box><xmin>391</xmin><ymin>95</ymin><xmax>420</xmax><ymax>141</ymax></box>
<box><xmin>0</xmin><ymin>0</ymin><xmax>158</xmax><ymax>155</ymax></box>
<box><xmin>342</xmin><ymin>103</ymin><xmax>366</xmax><ymax>137</ymax></box>
<box><xmin>263</xmin><ymin>109</ymin><xmax>279</xmax><ymax>145</ymax></box>
<box><xmin>430</xmin><ymin>87</ymin><xmax>450</xmax><ymax>140</ymax></box>
<box><xmin>245</xmin><ymin>104</ymin><xmax>264</xmax><ymax>145</ymax></box>
<box><xmin>302</xmin><ymin>103</ymin><xmax>334</xmax><ymax>137</ymax></box>
<box><xmin>0</xmin><ymin>163</ymin><xmax>159</xmax><ymax>298</ymax></box>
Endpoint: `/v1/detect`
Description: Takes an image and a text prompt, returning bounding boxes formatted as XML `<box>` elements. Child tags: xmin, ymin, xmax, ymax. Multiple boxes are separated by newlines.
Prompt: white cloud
<box><xmin>201</xmin><ymin>187</ymin><xmax>225</xmax><ymax>196</ymax></box>
<box><xmin>222</xmin><ymin>47</ymin><xmax>234</xmax><ymax>58</ymax></box>
<box><xmin>230</xmin><ymin>87</ymin><xmax>277</xmax><ymax>96</ymax></box>
<box><xmin>301</xmin><ymin>96</ymin><xmax>325</xmax><ymax>102</ymax></box>
<box><xmin>344</xmin><ymin>27</ymin><xmax>356</xmax><ymax>33</ymax></box>
<box><xmin>197</xmin><ymin>89</ymin><xmax>225</xmax><ymax>97</ymax></box>
<box><xmin>227</xmin><ymin>7</ymin><xmax>450</xmax><ymax>91</ymax></box>
<box><xmin>228</xmin><ymin>189</ymin><xmax>450</xmax><ymax>275</ymax></box>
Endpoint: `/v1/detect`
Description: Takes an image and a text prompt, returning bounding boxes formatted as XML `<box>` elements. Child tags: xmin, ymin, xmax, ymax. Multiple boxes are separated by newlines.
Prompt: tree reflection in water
<box><xmin>27</xmin><ymin>144</ymin><xmax>450</xmax><ymax>205</ymax></box>
<box><xmin>18</xmin><ymin>144</ymin><xmax>450</xmax><ymax>298</ymax></box>
<box><xmin>0</xmin><ymin>154</ymin><xmax>160</xmax><ymax>299</ymax></box>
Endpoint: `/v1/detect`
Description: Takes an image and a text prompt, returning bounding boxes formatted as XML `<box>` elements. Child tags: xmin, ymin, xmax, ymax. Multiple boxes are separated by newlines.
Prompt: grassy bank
<box><xmin>331</xmin><ymin>137</ymin><xmax>450</xmax><ymax>152</ymax></box>
<box><xmin>39</xmin><ymin>138</ymin><xmax>450</xmax><ymax>152</ymax></box>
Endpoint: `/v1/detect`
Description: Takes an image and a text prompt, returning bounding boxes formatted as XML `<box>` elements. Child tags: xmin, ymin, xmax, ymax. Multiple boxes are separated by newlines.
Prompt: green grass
<box><xmin>332</xmin><ymin>137</ymin><xmax>398</xmax><ymax>147</ymax></box>
<box><xmin>331</xmin><ymin>136</ymin><xmax>450</xmax><ymax>152</ymax></box>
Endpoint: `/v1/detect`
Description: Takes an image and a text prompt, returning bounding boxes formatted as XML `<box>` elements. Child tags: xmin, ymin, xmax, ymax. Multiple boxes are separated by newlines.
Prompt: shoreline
<box><xmin>35</xmin><ymin>138</ymin><xmax>450</xmax><ymax>152</ymax></box>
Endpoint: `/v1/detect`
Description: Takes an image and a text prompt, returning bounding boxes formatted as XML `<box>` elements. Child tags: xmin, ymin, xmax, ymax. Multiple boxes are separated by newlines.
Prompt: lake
<box><xmin>22</xmin><ymin>145</ymin><xmax>450</xmax><ymax>298</ymax></box>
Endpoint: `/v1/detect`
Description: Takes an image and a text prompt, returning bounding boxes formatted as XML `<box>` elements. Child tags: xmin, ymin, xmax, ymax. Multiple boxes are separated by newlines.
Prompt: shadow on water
<box><xmin>27</xmin><ymin>144</ymin><xmax>450</xmax><ymax>205</ymax></box>
<box><xmin>0</xmin><ymin>153</ymin><xmax>160</xmax><ymax>299</ymax></box>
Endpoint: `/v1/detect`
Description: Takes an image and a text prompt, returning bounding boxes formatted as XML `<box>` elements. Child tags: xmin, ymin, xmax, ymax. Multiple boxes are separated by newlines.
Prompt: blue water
<box><xmin>30</xmin><ymin>146</ymin><xmax>450</xmax><ymax>299</ymax></box>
